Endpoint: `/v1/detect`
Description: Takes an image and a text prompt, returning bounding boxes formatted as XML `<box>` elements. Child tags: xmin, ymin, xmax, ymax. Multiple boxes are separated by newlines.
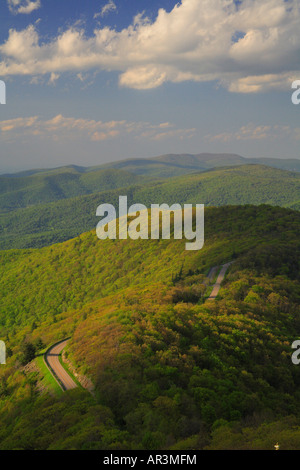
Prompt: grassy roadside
<box><xmin>35</xmin><ymin>354</ymin><xmax>63</xmax><ymax>396</ymax></box>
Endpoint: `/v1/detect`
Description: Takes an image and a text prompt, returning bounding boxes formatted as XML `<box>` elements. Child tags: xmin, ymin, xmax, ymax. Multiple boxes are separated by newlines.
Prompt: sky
<box><xmin>0</xmin><ymin>0</ymin><xmax>299</xmax><ymax>173</ymax></box>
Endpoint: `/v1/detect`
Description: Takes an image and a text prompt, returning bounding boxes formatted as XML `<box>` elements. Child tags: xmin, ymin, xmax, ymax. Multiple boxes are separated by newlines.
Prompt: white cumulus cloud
<box><xmin>1</xmin><ymin>0</ymin><xmax>300</xmax><ymax>92</ymax></box>
<box><xmin>7</xmin><ymin>0</ymin><xmax>41</xmax><ymax>14</ymax></box>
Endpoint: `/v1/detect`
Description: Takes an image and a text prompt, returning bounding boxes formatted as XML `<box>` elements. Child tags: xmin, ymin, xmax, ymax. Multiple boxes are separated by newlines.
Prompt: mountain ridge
<box><xmin>2</xmin><ymin>152</ymin><xmax>300</xmax><ymax>179</ymax></box>
<box><xmin>1</xmin><ymin>164</ymin><xmax>299</xmax><ymax>250</ymax></box>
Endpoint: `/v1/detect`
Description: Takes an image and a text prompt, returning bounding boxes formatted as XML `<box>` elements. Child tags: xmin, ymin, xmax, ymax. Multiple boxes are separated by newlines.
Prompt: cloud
<box><xmin>48</xmin><ymin>72</ymin><xmax>59</xmax><ymax>85</ymax></box>
<box><xmin>0</xmin><ymin>115</ymin><xmax>195</xmax><ymax>142</ymax></box>
<box><xmin>1</xmin><ymin>0</ymin><xmax>300</xmax><ymax>92</ymax></box>
<box><xmin>204</xmin><ymin>123</ymin><xmax>298</xmax><ymax>142</ymax></box>
<box><xmin>94</xmin><ymin>0</ymin><xmax>117</xmax><ymax>19</ymax></box>
<box><xmin>7</xmin><ymin>0</ymin><xmax>41</xmax><ymax>14</ymax></box>
<box><xmin>2</xmin><ymin>115</ymin><xmax>298</xmax><ymax>144</ymax></box>
<box><xmin>0</xmin><ymin>116</ymin><xmax>38</xmax><ymax>132</ymax></box>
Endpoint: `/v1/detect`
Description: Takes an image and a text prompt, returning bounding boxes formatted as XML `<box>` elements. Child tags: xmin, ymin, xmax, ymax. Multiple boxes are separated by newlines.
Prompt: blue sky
<box><xmin>0</xmin><ymin>0</ymin><xmax>299</xmax><ymax>173</ymax></box>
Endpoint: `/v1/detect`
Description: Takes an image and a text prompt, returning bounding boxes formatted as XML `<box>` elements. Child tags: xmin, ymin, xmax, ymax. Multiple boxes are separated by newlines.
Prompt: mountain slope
<box><xmin>0</xmin><ymin>205</ymin><xmax>299</xmax><ymax>449</ymax></box>
<box><xmin>0</xmin><ymin>168</ymin><xmax>145</xmax><ymax>212</ymax></box>
<box><xmin>134</xmin><ymin>164</ymin><xmax>300</xmax><ymax>208</ymax></box>
<box><xmin>1</xmin><ymin>164</ymin><xmax>299</xmax><ymax>250</ymax></box>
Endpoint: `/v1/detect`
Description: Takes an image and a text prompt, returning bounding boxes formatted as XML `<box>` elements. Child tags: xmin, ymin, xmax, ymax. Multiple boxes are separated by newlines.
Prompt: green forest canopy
<box><xmin>0</xmin><ymin>205</ymin><xmax>300</xmax><ymax>449</ymax></box>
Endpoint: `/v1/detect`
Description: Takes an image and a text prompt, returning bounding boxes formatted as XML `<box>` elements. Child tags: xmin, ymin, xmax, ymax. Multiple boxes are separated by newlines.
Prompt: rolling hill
<box><xmin>2</xmin><ymin>152</ymin><xmax>300</xmax><ymax>180</ymax></box>
<box><xmin>1</xmin><ymin>164</ymin><xmax>299</xmax><ymax>250</ymax></box>
<box><xmin>0</xmin><ymin>167</ymin><xmax>146</xmax><ymax>212</ymax></box>
<box><xmin>102</xmin><ymin>152</ymin><xmax>300</xmax><ymax>177</ymax></box>
<box><xmin>0</xmin><ymin>205</ymin><xmax>299</xmax><ymax>449</ymax></box>
<box><xmin>153</xmin><ymin>153</ymin><xmax>300</xmax><ymax>173</ymax></box>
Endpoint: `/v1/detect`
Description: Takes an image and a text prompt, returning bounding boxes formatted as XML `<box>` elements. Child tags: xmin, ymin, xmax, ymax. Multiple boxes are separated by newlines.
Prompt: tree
<box><xmin>34</xmin><ymin>338</ymin><xmax>45</xmax><ymax>351</ymax></box>
<box><xmin>20</xmin><ymin>342</ymin><xmax>36</xmax><ymax>365</ymax></box>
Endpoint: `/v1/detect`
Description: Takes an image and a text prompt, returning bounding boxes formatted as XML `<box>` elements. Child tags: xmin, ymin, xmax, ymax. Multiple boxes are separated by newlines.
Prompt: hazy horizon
<box><xmin>1</xmin><ymin>151</ymin><xmax>300</xmax><ymax>177</ymax></box>
<box><xmin>1</xmin><ymin>0</ymin><xmax>300</xmax><ymax>173</ymax></box>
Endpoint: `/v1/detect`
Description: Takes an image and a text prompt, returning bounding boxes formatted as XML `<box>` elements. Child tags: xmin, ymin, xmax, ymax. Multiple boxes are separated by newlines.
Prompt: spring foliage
<box><xmin>0</xmin><ymin>205</ymin><xmax>299</xmax><ymax>449</ymax></box>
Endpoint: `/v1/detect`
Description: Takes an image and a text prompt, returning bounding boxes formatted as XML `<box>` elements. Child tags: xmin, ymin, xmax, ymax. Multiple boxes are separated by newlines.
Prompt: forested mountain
<box><xmin>0</xmin><ymin>205</ymin><xmax>299</xmax><ymax>449</ymax></box>
<box><xmin>1</xmin><ymin>156</ymin><xmax>299</xmax><ymax>450</ymax></box>
<box><xmin>102</xmin><ymin>153</ymin><xmax>300</xmax><ymax>177</ymax></box>
<box><xmin>1</xmin><ymin>164</ymin><xmax>299</xmax><ymax>250</ymax></box>
<box><xmin>3</xmin><ymin>153</ymin><xmax>300</xmax><ymax>180</ymax></box>
<box><xmin>0</xmin><ymin>168</ymin><xmax>145</xmax><ymax>212</ymax></box>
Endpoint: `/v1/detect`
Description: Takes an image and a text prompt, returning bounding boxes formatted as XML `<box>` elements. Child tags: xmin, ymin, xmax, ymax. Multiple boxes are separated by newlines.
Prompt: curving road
<box><xmin>45</xmin><ymin>339</ymin><xmax>77</xmax><ymax>391</ymax></box>
<box><xmin>44</xmin><ymin>264</ymin><xmax>232</xmax><ymax>390</ymax></box>
<box><xmin>207</xmin><ymin>262</ymin><xmax>232</xmax><ymax>301</ymax></box>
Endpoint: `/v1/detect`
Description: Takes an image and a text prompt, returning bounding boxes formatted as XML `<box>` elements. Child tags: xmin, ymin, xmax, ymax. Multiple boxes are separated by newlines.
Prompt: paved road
<box><xmin>207</xmin><ymin>262</ymin><xmax>232</xmax><ymax>301</ymax></box>
<box><xmin>207</xmin><ymin>266</ymin><xmax>218</xmax><ymax>282</ymax></box>
<box><xmin>45</xmin><ymin>264</ymin><xmax>231</xmax><ymax>389</ymax></box>
<box><xmin>45</xmin><ymin>340</ymin><xmax>77</xmax><ymax>391</ymax></box>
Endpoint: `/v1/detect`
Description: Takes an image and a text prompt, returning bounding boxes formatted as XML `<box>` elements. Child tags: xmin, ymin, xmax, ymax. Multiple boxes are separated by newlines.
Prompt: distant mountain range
<box><xmin>2</xmin><ymin>152</ymin><xmax>300</xmax><ymax>180</ymax></box>
<box><xmin>1</xmin><ymin>163</ymin><xmax>299</xmax><ymax>250</ymax></box>
<box><xmin>100</xmin><ymin>153</ymin><xmax>300</xmax><ymax>177</ymax></box>
<box><xmin>1</xmin><ymin>152</ymin><xmax>300</xmax><ymax>213</ymax></box>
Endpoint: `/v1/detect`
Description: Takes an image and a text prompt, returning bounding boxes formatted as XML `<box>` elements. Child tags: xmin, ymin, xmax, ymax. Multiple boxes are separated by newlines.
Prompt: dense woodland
<box><xmin>0</xmin><ymin>205</ymin><xmax>300</xmax><ymax>449</ymax></box>
<box><xmin>0</xmin><ymin>164</ymin><xmax>299</xmax><ymax>250</ymax></box>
